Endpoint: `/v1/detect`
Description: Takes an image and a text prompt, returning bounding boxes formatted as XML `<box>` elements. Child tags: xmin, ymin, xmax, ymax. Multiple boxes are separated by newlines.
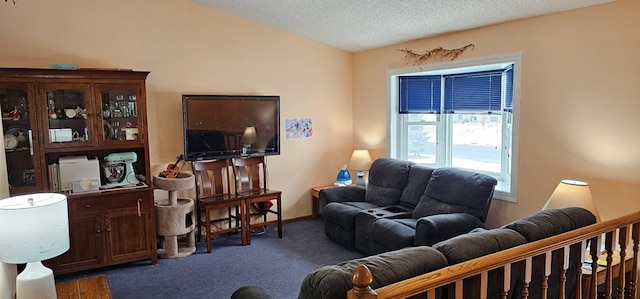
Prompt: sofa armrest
<box><xmin>414</xmin><ymin>213</ymin><xmax>483</xmax><ymax>246</ymax></box>
<box><xmin>319</xmin><ymin>185</ymin><xmax>366</xmax><ymax>205</ymax></box>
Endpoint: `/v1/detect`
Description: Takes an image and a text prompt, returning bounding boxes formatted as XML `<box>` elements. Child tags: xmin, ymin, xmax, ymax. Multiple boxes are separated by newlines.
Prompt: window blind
<box><xmin>443</xmin><ymin>70</ymin><xmax>503</xmax><ymax>113</ymax></box>
<box><xmin>398</xmin><ymin>75</ymin><xmax>441</xmax><ymax>114</ymax></box>
<box><xmin>505</xmin><ymin>67</ymin><xmax>514</xmax><ymax>112</ymax></box>
<box><xmin>398</xmin><ymin>64</ymin><xmax>514</xmax><ymax>114</ymax></box>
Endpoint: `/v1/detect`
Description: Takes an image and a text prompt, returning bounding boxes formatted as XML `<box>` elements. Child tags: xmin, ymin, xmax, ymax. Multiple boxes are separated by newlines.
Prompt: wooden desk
<box><xmin>56</xmin><ymin>274</ymin><xmax>112</xmax><ymax>299</ymax></box>
<box><xmin>582</xmin><ymin>251</ymin><xmax>633</xmax><ymax>298</ymax></box>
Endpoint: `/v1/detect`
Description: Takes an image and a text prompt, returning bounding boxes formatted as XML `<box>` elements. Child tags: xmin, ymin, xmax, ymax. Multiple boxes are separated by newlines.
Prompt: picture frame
<box><xmin>22</xmin><ymin>169</ymin><xmax>36</xmax><ymax>186</ymax></box>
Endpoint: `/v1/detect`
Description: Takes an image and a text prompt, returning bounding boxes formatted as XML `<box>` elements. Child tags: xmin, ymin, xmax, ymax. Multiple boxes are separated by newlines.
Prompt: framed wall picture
<box><xmin>285</xmin><ymin>117</ymin><xmax>313</xmax><ymax>139</ymax></box>
<box><xmin>23</xmin><ymin>169</ymin><xmax>36</xmax><ymax>186</ymax></box>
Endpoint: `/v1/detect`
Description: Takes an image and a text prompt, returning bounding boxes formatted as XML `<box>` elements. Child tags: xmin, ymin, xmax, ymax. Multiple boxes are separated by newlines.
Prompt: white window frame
<box><xmin>387</xmin><ymin>53</ymin><xmax>521</xmax><ymax>202</ymax></box>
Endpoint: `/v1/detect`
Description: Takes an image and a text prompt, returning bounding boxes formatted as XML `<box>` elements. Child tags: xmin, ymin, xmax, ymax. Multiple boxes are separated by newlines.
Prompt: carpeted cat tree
<box><xmin>153</xmin><ymin>172</ymin><xmax>196</xmax><ymax>258</ymax></box>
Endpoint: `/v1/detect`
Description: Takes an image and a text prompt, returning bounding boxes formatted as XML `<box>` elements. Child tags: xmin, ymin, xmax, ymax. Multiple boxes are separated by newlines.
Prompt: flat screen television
<box><xmin>182</xmin><ymin>95</ymin><xmax>280</xmax><ymax>161</ymax></box>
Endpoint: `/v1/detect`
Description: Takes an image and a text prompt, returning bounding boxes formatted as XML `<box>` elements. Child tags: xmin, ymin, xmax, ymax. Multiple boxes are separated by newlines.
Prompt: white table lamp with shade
<box><xmin>542</xmin><ymin>179</ymin><xmax>601</xmax><ymax>222</ymax></box>
<box><xmin>348</xmin><ymin>150</ymin><xmax>372</xmax><ymax>187</ymax></box>
<box><xmin>0</xmin><ymin>193</ymin><xmax>70</xmax><ymax>299</ymax></box>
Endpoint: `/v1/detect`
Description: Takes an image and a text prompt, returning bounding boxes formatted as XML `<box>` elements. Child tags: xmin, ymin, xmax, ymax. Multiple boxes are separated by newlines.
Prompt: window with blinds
<box><xmin>390</xmin><ymin>57</ymin><xmax>519</xmax><ymax>202</ymax></box>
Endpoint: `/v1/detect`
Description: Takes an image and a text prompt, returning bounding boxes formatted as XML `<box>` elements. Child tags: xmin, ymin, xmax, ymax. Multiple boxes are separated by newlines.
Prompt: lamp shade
<box><xmin>542</xmin><ymin>180</ymin><xmax>601</xmax><ymax>222</ymax></box>
<box><xmin>241</xmin><ymin>126</ymin><xmax>257</xmax><ymax>144</ymax></box>
<box><xmin>0</xmin><ymin>193</ymin><xmax>70</xmax><ymax>263</ymax></box>
<box><xmin>347</xmin><ymin>150</ymin><xmax>372</xmax><ymax>171</ymax></box>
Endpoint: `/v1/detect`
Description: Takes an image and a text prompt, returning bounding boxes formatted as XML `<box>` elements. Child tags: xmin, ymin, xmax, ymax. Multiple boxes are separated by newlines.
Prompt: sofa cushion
<box><xmin>323</xmin><ymin>202</ymin><xmax>380</xmax><ymax>229</ymax></box>
<box><xmin>412</xmin><ymin>167</ymin><xmax>497</xmax><ymax>221</ymax></box>
<box><xmin>433</xmin><ymin>228</ymin><xmax>527</xmax><ymax>264</ymax></box>
<box><xmin>368</xmin><ymin>218</ymin><xmax>418</xmax><ymax>254</ymax></box>
<box><xmin>365</xmin><ymin>158</ymin><xmax>413</xmax><ymax>207</ymax></box>
<box><xmin>502</xmin><ymin>207</ymin><xmax>596</xmax><ymax>242</ymax></box>
<box><xmin>415</xmin><ymin>213</ymin><xmax>484</xmax><ymax>246</ymax></box>
<box><xmin>298</xmin><ymin>246</ymin><xmax>448</xmax><ymax>299</ymax></box>
<box><xmin>323</xmin><ymin>202</ymin><xmax>382</xmax><ymax>250</ymax></box>
<box><xmin>398</xmin><ymin>165</ymin><xmax>434</xmax><ymax>209</ymax></box>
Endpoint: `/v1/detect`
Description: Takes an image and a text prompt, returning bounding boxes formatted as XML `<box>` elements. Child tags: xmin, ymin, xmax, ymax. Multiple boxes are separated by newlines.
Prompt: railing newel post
<box><xmin>348</xmin><ymin>264</ymin><xmax>378</xmax><ymax>299</ymax></box>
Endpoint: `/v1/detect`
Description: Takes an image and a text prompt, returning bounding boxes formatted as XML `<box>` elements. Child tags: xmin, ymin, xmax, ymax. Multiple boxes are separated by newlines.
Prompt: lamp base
<box><xmin>16</xmin><ymin>261</ymin><xmax>57</xmax><ymax>299</ymax></box>
<box><xmin>242</xmin><ymin>144</ymin><xmax>252</xmax><ymax>156</ymax></box>
<box><xmin>355</xmin><ymin>171</ymin><xmax>366</xmax><ymax>187</ymax></box>
<box><xmin>1</xmin><ymin>261</ymin><xmax>17</xmax><ymax>299</ymax></box>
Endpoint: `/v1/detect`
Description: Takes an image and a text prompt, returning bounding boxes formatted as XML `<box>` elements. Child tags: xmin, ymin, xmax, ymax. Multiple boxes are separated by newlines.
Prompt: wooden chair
<box><xmin>231</xmin><ymin>156</ymin><xmax>282</xmax><ymax>245</ymax></box>
<box><xmin>192</xmin><ymin>159</ymin><xmax>247</xmax><ymax>253</ymax></box>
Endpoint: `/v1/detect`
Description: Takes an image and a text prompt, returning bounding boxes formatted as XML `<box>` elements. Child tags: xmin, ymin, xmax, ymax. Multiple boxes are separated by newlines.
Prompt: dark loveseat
<box><xmin>320</xmin><ymin>158</ymin><xmax>497</xmax><ymax>255</ymax></box>
<box><xmin>232</xmin><ymin>207</ymin><xmax>597</xmax><ymax>299</ymax></box>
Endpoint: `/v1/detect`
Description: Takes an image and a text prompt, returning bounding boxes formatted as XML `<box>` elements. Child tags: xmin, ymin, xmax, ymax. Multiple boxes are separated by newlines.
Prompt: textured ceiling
<box><xmin>191</xmin><ymin>0</ymin><xmax>614</xmax><ymax>52</ymax></box>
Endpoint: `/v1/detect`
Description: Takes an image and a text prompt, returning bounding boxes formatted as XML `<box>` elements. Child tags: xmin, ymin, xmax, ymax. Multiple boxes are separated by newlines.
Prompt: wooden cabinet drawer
<box><xmin>70</xmin><ymin>190</ymin><xmax>151</xmax><ymax>213</ymax></box>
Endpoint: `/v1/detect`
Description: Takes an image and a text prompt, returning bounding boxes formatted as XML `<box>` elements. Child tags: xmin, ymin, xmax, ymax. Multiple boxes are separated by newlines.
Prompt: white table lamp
<box><xmin>348</xmin><ymin>150</ymin><xmax>372</xmax><ymax>187</ymax></box>
<box><xmin>542</xmin><ymin>179</ymin><xmax>601</xmax><ymax>222</ymax></box>
<box><xmin>0</xmin><ymin>193</ymin><xmax>70</xmax><ymax>299</ymax></box>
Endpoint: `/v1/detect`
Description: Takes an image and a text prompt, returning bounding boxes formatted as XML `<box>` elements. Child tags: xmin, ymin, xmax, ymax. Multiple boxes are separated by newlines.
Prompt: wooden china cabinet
<box><xmin>0</xmin><ymin>68</ymin><xmax>157</xmax><ymax>274</ymax></box>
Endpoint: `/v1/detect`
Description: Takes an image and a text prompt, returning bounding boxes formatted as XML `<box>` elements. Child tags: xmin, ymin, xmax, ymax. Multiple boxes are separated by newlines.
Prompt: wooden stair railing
<box><xmin>348</xmin><ymin>211</ymin><xmax>640</xmax><ymax>299</ymax></box>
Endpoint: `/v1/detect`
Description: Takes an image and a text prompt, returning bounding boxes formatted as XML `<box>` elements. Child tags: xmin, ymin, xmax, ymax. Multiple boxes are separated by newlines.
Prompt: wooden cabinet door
<box><xmin>46</xmin><ymin>213</ymin><xmax>105</xmax><ymax>274</ymax></box>
<box><xmin>38</xmin><ymin>83</ymin><xmax>96</xmax><ymax>149</ymax></box>
<box><xmin>105</xmin><ymin>196</ymin><xmax>155</xmax><ymax>264</ymax></box>
<box><xmin>1</xmin><ymin>81</ymin><xmax>46</xmax><ymax>195</ymax></box>
<box><xmin>94</xmin><ymin>83</ymin><xmax>146</xmax><ymax>146</ymax></box>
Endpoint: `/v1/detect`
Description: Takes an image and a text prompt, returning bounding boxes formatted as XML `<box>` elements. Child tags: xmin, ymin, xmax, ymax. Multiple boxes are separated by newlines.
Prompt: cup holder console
<box><xmin>362</xmin><ymin>205</ymin><xmax>410</xmax><ymax>218</ymax></box>
<box><xmin>382</xmin><ymin>206</ymin><xmax>406</xmax><ymax>213</ymax></box>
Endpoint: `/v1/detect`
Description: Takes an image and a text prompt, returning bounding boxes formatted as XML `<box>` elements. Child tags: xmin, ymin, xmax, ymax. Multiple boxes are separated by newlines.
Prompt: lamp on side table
<box><xmin>348</xmin><ymin>150</ymin><xmax>372</xmax><ymax>187</ymax></box>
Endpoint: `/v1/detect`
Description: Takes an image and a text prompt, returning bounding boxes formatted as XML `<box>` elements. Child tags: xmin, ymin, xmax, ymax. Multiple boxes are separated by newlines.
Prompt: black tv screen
<box><xmin>182</xmin><ymin>95</ymin><xmax>280</xmax><ymax>161</ymax></box>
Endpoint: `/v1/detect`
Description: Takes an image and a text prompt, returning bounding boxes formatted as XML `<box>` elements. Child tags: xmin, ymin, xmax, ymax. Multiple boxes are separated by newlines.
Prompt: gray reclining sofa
<box><xmin>320</xmin><ymin>157</ymin><xmax>497</xmax><ymax>255</ymax></box>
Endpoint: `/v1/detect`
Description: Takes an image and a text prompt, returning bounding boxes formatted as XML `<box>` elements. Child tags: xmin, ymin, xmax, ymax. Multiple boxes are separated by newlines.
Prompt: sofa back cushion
<box><xmin>298</xmin><ymin>246</ymin><xmax>448</xmax><ymax>299</ymax></box>
<box><xmin>502</xmin><ymin>207</ymin><xmax>596</xmax><ymax>242</ymax></box>
<box><xmin>365</xmin><ymin>158</ymin><xmax>413</xmax><ymax>207</ymax></box>
<box><xmin>433</xmin><ymin>228</ymin><xmax>527</xmax><ymax>265</ymax></box>
<box><xmin>433</xmin><ymin>228</ymin><xmax>526</xmax><ymax>299</ymax></box>
<box><xmin>398</xmin><ymin>165</ymin><xmax>435</xmax><ymax>209</ymax></box>
<box><xmin>412</xmin><ymin>167</ymin><xmax>497</xmax><ymax>221</ymax></box>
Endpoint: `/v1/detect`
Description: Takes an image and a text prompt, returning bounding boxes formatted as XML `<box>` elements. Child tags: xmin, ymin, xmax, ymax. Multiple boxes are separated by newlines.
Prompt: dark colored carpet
<box><xmin>56</xmin><ymin>218</ymin><xmax>364</xmax><ymax>299</ymax></box>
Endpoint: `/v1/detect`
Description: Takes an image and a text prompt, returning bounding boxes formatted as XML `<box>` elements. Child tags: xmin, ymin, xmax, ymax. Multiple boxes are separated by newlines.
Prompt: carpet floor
<box><xmin>56</xmin><ymin>218</ymin><xmax>364</xmax><ymax>299</ymax></box>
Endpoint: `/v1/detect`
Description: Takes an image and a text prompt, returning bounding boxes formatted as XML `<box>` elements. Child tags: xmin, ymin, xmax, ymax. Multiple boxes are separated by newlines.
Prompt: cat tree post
<box><xmin>153</xmin><ymin>172</ymin><xmax>196</xmax><ymax>258</ymax></box>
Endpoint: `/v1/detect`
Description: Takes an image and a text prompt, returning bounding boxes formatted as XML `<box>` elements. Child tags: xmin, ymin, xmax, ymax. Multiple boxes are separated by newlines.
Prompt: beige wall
<box><xmin>353</xmin><ymin>0</ymin><xmax>640</xmax><ymax>227</ymax></box>
<box><xmin>0</xmin><ymin>0</ymin><xmax>354</xmax><ymax>219</ymax></box>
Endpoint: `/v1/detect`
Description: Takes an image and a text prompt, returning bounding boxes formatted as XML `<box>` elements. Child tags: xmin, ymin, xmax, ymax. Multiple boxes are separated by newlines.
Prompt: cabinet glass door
<box><xmin>42</xmin><ymin>84</ymin><xmax>92</xmax><ymax>148</ymax></box>
<box><xmin>99</xmin><ymin>85</ymin><xmax>143</xmax><ymax>144</ymax></box>
<box><xmin>1</xmin><ymin>83</ymin><xmax>41</xmax><ymax>194</ymax></box>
